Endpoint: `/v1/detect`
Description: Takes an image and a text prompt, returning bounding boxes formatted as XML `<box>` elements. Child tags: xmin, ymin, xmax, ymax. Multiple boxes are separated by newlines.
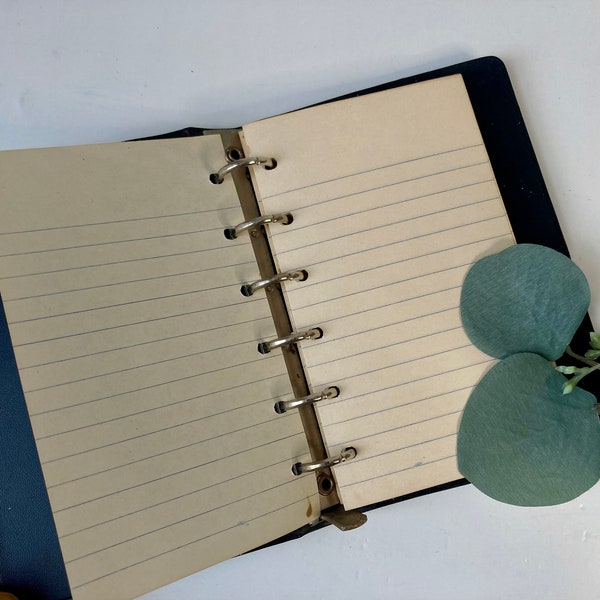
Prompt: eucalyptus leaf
<box><xmin>457</xmin><ymin>353</ymin><xmax>600</xmax><ymax>506</ymax></box>
<box><xmin>460</xmin><ymin>244</ymin><xmax>590</xmax><ymax>360</ymax></box>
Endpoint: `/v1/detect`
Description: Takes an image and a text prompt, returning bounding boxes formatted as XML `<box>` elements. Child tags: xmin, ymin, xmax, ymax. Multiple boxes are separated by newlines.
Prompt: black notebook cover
<box><xmin>0</xmin><ymin>56</ymin><xmax>586</xmax><ymax>599</ymax></box>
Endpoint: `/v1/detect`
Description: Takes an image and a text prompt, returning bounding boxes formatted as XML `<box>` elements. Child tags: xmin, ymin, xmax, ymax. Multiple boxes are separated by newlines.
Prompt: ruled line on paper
<box><xmin>0</xmin><ymin>246</ymin><xmax>233</xmax><ymax>280</ymax></box>
<box><xmin>46</xmin><ymin>409</ymin><xmax>298</xmax><ymax>491</ymax></box>
<box><xmin>0</xmin><ymin>205</ymin><xmax>240</xmax><ymax>236</ymax></box>
<box><xmin>288</xmin><ymin>264</ymin><xmax>469</xmax><ymax>330</ymax></box>
<box><xmin>36</xmin><ymin>382</ymin><xmax>291</xmax><ymax>480</ymax></box>
<box><xmin>42</xmin><ymin>409</ymin><xmax>294</xmax><ymax>494</ymax></box>
<box><xmin>306</xmin><ymin>292</ymin><xmax>459</xmax><ymax>336</ymax></box>
<box><xmin>306</xmin><ymin>341</ymin><xmax>489</xmax><ymax>436</ymax></box>
<box><xmin>69</xmin><ymin>496</ymin><xmax>310</xmax><ymax>591</ymax></box>
<box><xmin>268</xmin><ymin>167</ymin><xmax>493</xmax><ymax>231</ymax></box>
<box><xmin>53</xmin><ymin>423</ymin><xmax>305</xmax><ymax>539</ymax></box>
<box><xmin>276</xmin><ymin>210</ymin><xmax>504</xmax><ymax>260</ymax></box>
<box><xmin>10</xmin><ymin>283</ymin><xmax>258</xmax><ymax>326</ymax></box>
<box><xmin>283</xmin><ymin>232</ymin><xmax>511</xmax><ymax>313</ymax></box>
<box><xmin>48</xmin><ymin>412</ymin><xmax>303</xmax><ymax>492</ymax></box>
<box><xmin>309</xmin><ymin>324</ymin><xmax>463</xmax><ymax>370</ymax></box>
<box><xmin>52</xmin><ymin>417</ymin><xmax>299</xmax><ymax>516</ymax></box>
<box><xmin>316</xmin><ymin>359</ymin><xmax>492</xmax><ymax>412</ymax></box>
<box><xmin>323</xmin><ymin>384</ymin><xmax>474</xmax><ymax>430</ymax></box>
<box><xmin>21</xmin><ymin>314</ymin><xmax>272</xmax><ymax>370</ymax></box>
<box><xmin>23</xmin><ymin>340</ymin><xmax>252</xmax><ymax>394</ymax></box>
<box><xmin>31</xmin><ymin>351</ymin><xmax>282</xmax><ymax>418</ymax></box>
<box><xmin>327</xmin><ymin>408</ymin><xmax>463</xmax><ymax>449</ymax></box>
<box><xmin>4</xmin><ymin>259</ymin><xmax>256</xmax><ymax>303</ymax></box>
<box><xmin>341</xmin><ymin>431</ymin><xmax>457</xmax><ymax>470</ymax></box>
<box><xmin>288</xmin><ymin>234</ymin><xmax>512</xmax><ymax>311</ymax></box>
<box><xmin>0</xmin><ymin>225</ymin><xmax>232</xmax><ymax>258</ymax></box>
<box><xmin>344</xmin><ymin>454</ymin><xmax>456</xmax><ymax>489</ymax></box>
<box><xmin>28</xmin><ymin>330</ymin><xmax>275</xmax><ymax>400</ymax></box>
<box><xmin>66</xmin><ymin>471</ymin><xmax>303</xmax><ymax>565</ymax></box>
<box><xmin>269</xmin><ymin>182</ymin><xmax>496</xmax><ymax>242</ymax></box>
<box><xmin>306</xmin><ymin>308</ymin><xmax>460</xmax><ymax>355</ymax></box>
<box><xmin>60</xmin><ymin>449</ymin><xmax>301</xmax><ymax>540</ymax></box>
<box><xmin>310</xmin><ymin>336</ymin><xmax>471</xmax><ymax>375</ymax></box>
<box><xmin>34</xmin><ymin>359</ymin><xmax>280</xmax><ymax>439</ymax></box>
<box><xmin>4</xmin><ymin>274</ymin><xmax>258</xmax><ymax>345</ymax></box>
<box><xmin>259</xmin><ymin>143</ymin><xmax>484</xmax><ymax>200</ymax></box>
<box><xmin>13</xmin><ymin>300</ymin><xmax>257</xmax><ymax>349</ymax></box>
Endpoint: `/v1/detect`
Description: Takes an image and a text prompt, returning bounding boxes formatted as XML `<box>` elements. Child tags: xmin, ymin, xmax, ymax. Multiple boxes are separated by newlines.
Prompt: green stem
<box><xmin>566</xmin><ymin>345</ymin><xmax>598</xmax><ymax>368</ymax></box>
<box><xmin>562</xmin><ymin>362</ymin><xmax>600</xmax><ymax>394</ymax></box>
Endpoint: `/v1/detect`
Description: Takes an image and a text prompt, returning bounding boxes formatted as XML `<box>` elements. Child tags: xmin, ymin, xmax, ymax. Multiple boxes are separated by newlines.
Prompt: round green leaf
<box><xmin>457</xmin><ymin>353</ymin><xmax>600</xmax><ymax>506</ymax></box>
<box><xmin>460</xmin><ymin>244</ymin><xmax>590</xmax><ymax>360</ymax></box>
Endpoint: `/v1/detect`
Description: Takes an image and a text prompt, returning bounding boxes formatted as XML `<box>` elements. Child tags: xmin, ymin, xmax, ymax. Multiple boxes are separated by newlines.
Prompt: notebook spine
<box><xmin>220</xmin><ymin>149</ymin><xmax>358</xmax><ymax>482</ymax></box>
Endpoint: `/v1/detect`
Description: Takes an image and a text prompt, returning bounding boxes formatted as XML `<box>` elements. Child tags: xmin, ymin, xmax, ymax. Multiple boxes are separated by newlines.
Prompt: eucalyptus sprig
<box><xmin>458</xmin><ymin>243</ymin><xmax>600</xmax><ymax>506</ymax></box>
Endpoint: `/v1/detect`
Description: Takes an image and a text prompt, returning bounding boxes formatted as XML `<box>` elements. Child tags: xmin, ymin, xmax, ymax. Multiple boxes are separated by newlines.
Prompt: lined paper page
<box><xmin>0</xmin><ymin>137</ymin><xmax>318</xmax><ymax>599</ymax></box>
<box><xmin>242</xmin><ymin>75</ymin><xmax>515</xmax><ymax>510</ymax></box>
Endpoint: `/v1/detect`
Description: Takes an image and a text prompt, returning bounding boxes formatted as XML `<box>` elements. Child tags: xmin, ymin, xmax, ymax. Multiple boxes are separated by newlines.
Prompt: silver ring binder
<box><xmin>209</xmin><ymin>156</ymin><xmax>276</xmax><ymax>184</ymax></box>
<box><xmin>292</xmin><ymin>447</ymin><xmax>357</xmax><ymax>476</ymax></box>
<box><xmin>257</xmin><ymin>327</ymin><xmax>322</xmax><ymax>354</ymax></box>
<box><xmin>224</xmin><ymin>213</ymin><xmax>293</xmax><ymax>240</ymax></box>
<box><xmin>241</xmin><ymin>269</ymin><xmax>308</xmax><ymax>297</ymax></box>
<box><xmin>274</xmin><ymin>386</ymin><xmax>339</xmax><ymax>414</ymax></box>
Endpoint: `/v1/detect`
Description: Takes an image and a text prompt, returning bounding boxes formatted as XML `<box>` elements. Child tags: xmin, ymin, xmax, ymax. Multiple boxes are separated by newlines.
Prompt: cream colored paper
<box><xmin>242</xmin><ymin>75</ymin><xmax>515</xmax><ymax>509</ymax></box>
<box><xmin>0</xmin><ymin>137</ymin><xmax>317</xmax><ymax>599</ymax></box>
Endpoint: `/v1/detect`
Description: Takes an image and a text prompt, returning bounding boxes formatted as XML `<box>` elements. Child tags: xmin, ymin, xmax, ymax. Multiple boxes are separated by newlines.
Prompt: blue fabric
<box><xmin>0</xmin><ymin>297</ymin><xmax>71</xmax><ymax>600</ymax></box>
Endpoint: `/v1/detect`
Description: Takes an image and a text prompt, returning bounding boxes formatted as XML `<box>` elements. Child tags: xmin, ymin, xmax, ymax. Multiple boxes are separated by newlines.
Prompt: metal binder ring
<box><xmin>274</xmin><ymin>386</ymin><xmax>339</xmax><ymax>414</ymax></box>
<box><xmin>257</xmin><ymin>327</ymin><xmax>322</xmax><ymax>355</ymax></box>
<box><xmin>224</xmin><ymin>213</ymin><xmax>293</xmax><ymax>240</ymax></box>
<box><xmin>209</xmin><ymin>156</ymin><xmax>276</xmax><ymax>184</ymax></box>
<box><xmin>241</xmin><ymin>269</ymin><xmax>308</xmax><ymax>297</ymax></box>
<box><xmin>292</xmin><ymin>447</ymin><xmax>357</xmax><ymax>476</ymax></box>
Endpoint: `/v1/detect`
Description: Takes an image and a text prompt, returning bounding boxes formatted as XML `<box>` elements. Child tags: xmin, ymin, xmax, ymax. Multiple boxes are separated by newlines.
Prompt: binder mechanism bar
<box><xmin>241</xmin><ymin>269</ymin><xmax>308</xmax><ymax>297</ymax></box>
<box><xmin>274</xmin><ymin>385</ymin><xmax>339</xmax><ymax>414</ymax></box>
<box><xmin>209</xmin><ymin>156</ymin><xmax>277</xmax><ymax>184</ymax></box>
<box><xmin>292</xmin><ymin>447</ymin><xmax>357</xmax><ymax>476</ymax></box>
<box><xmin>223</xmin><ymin>213</ymin><xmax>293</xmax><ymax>240</ymax></box>
<box><xmin>257</xmin><ymin>327</ymin><xmax>322</xmax><ymax>354</ymax></box>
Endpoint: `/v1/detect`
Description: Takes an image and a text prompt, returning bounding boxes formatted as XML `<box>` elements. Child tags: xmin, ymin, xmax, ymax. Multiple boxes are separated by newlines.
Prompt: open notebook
<box><xmin>0</xmin><ymin>58</ymin><xmax>568</xmax><ymax>599</ymax></box>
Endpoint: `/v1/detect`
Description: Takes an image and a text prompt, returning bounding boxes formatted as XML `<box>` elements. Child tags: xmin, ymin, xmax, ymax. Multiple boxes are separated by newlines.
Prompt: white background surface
<box><xmin>1</xmin><ymin>1</ymin><xmax>599</xmax><ymax>599</ymax></box>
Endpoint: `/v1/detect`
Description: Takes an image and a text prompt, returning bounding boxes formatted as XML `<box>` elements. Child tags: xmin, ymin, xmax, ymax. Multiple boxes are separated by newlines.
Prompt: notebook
<box><xmin>0</xmin><ymin>57</ymin><xmax>575</xmax><ymax>599</ymax></box>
